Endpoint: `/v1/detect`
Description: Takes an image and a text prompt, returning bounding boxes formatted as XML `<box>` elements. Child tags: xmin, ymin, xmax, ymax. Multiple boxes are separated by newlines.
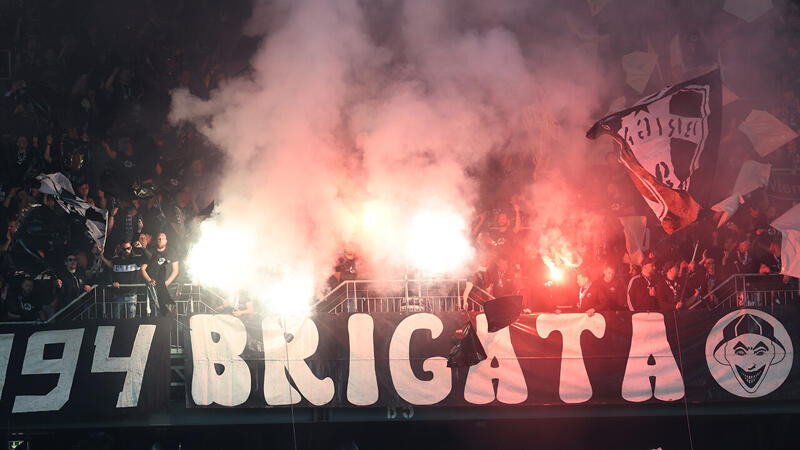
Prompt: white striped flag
<box><xmin>587</xmin><ymin>70</ymin><xmax>722</xmax><ymax>234</ymax></box>
<box><xmin>37</xmin><ymin>173</ymin><xmax>109</xmax><ymax>249</ymax></box>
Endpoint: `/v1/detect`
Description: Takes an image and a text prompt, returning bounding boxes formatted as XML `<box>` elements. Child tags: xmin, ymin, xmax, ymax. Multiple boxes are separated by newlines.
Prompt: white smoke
<box><xmin>169</xmin><ymin>0</ymin><xmax>609</xmax><ymax>311</ymax></box>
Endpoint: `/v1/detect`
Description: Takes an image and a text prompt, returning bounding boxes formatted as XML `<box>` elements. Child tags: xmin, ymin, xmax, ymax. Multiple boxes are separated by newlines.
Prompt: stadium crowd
<box><xmin>0</xmin><ymin>0</ymin><xmax>249</xmax><ymax>320</ymax></box>
<box><xmin>1</xmin><ymin>0</ymin><xmax>799</xmax><ymax>321</ymax></box>
<box><xmin>452</xmin><ymin>2</ymin><xmax>800</xmax><ymax>314</ymax></box>
<box><xmin>463</xmin><ymin>180</ymin><xmax>796</xmax><ymax>314</ymax></box>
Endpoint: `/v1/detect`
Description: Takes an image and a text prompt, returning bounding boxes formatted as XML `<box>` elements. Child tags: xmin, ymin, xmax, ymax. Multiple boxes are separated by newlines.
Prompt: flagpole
<box><xmin>677</xmin><ymin>240</ymin><xmax>699</xmax><ymax>307</ymax></box>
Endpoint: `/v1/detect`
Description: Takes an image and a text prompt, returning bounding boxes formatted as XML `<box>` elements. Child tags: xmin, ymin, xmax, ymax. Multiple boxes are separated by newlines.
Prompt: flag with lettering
<box><xmin>587</xmin><ymin>70</ymin><xmax>722</xmax><ymax>234</ymax></box>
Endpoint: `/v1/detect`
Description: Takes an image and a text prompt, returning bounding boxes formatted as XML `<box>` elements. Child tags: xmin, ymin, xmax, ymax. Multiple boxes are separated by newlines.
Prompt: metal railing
<box><xmin>74</xmin><ymin>283</ymin><xmax>218</xmax><ymax>348</ymax></box>
<box><xmin>704</xmin><ymin>273</ymin><xmax>800</xmax><ymax>310</ymax></box>
<box><xmin>0</xmin><ymin>284</ymin><xmax>102</xmax><ymax>326</ymax></box>
<box><xmin>312</xmin><ymin>278</ymin><xmax>493</xmax><ymax>314</ymax></box>
<box><xmin>0</xmin><ymin>283</ymin><xmax>220</xmax><ymax>349</ymax></box>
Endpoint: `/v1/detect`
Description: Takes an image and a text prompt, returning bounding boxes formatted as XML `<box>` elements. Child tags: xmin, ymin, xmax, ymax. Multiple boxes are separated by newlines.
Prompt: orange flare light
<box><xmin>543</xmin><ymin>256</ymin><xmax>563</xmax><ymax>282</ymax></box>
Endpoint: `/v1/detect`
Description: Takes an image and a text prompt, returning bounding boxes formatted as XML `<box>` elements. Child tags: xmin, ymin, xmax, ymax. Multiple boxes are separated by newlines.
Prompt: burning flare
<box><xmin>542</xmin><ymin>255</ymin><xmax>564</xmax><ymax>282</ymax></box>
<box><xmin>186</xmin><ymin>218</ymin><xmax>313</xmax><ymax>316</ymax></box>
<box><xmin>405</xmin><ymin>207</ymin><xmax>474</xmax><ymax>275</ymax></box>
<box><xmin>541</xmin><ymin>245</ymin><xmax>582</xmax><ymax>284</ymax></box>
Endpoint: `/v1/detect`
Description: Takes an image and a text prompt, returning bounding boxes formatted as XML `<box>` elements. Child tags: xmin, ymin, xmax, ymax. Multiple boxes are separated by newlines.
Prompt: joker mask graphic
<box><xmin>707</xmin><ymin>310</ymin><xmax>792</xmax><ymax>398</ymax></box>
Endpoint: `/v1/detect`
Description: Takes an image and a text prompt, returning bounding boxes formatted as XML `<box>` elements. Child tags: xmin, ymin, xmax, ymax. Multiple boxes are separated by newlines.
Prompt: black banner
<box><xmin>185</xmin><ymin>308</ymin><xmax>799</xmax><ymax>407</ymax></box>
<box><xmin>0</xmin><ymin>318</ymin><xmax>171</xmax><ymax>419</ymax></box>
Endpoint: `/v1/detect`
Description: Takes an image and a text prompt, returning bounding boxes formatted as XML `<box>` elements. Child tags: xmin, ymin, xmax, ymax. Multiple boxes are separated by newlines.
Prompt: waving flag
<box><xmin>37</xmin><ymin>173</ymin><xmax>108</xmax><ymax>249</ymax></box>
<box><xmin>738</xmin><ymin>109</ymin><xmax>799</xmax><ymax>157</ymax></box>
<box><xmin>724</xmin><ymin>0</ymin><xmax>773</xmax><ymax>23</ymax></box>
<box><xmin>587</xmin><ymin>70</ymin><xmax>722</xmax><ymax>234</ymax></box>
<box><xmin>772</xmin><ymin>203</ymin><xmax>800</xmax><ymax>279</ymax></box>
<box><xmin>619</xmin><ymin>216</ymin><xmax>649</xmax><ymax>265</ymax></box>
<box><xmin>712</xmin><ymin>160</ymin><xmax>772</xmax><ymax>226</ymax></box>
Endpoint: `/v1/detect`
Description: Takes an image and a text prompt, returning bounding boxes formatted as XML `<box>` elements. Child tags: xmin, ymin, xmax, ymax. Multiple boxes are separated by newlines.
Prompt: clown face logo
<box><xmin>706</xmin><ymin>309</ymin><xmax>792</xmax><ymax>398</ymax></box>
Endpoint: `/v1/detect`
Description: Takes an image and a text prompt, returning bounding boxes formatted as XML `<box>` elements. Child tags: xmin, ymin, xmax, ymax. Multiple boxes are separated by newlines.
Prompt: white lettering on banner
<box><xmin>263</xmin><ymin>317</ymin><xmax>334</xmax><ymax>406</ymax></box>
<box><xmin>464</xmin><ymin>314</ymin><xmax>527</xmax><ymax>404</ymax></box>
<box><xmin>0</xmin><ymin>334</ymin><xmax>13</xmax><ymax>399</ymax></box>
<box><xmin>91</xmin><ymin>325</ymin><xmax>156</xmax><ymax>408</ymax></box>
<box><xmin>389</xmin><ymin>313</ymin><xmax>451</xmax><ymax>405</ymax></box>
<box><xmin>112</xmin><ymin>263</ymin><xmax>140</xmax><ymax>273</ymax></box>
<box><xmin>622</xmin><ymin>313</ymin><xmax>684</xmax><ymax>402</ymax></box>
<box><xmin>190</xmin><ymin>315</ymin><xmax>250</xmax><ymax>406</ymax></box>
<box><xmin>347</xmin><ymin>314</ymin><xmax>378</xmax><ymax>405</ymax></box>
<box><xmin>12</xmin><ymin>329</ymin><xmax>84</xmax><ymax>413</ymax></box>
<box><xmin>537</xmin><ymin>313</ymin><xmax>606</xmax><ymax>404</ymax></box>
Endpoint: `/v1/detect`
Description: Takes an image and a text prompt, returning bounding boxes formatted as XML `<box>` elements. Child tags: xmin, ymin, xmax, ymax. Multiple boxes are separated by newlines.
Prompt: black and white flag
<box><xmin>587</xmin><ymin>70</ymin><xmax>722</xmax><ymax>233</ymax></box>
<box><xmin>37</xmin><ymin>173</ymin><xmax>108</xmax><ymax>248</ymax></box>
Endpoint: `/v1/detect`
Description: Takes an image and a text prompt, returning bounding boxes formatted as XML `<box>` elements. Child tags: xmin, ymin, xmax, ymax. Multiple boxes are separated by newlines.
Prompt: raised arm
<box><xmin>43</xmin><ymin>135</ymin><xmax>54</xmax><ymax>164</ymax></box>
<box><xmin>101</xmin><ymin>140</ymin><xmax>117</xmax><ymax>160</ymax></box>
<box><xmin>471</xmin><ymin>213</ymin><xmax>486</xmax><ymax>237</ymax></box>
<box><xmin>461</xmin><ymin>281</ymin><xmax>474</xmax><ymax>309</ymax></box>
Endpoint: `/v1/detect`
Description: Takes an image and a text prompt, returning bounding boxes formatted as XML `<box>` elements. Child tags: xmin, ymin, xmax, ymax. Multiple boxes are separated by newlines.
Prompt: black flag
<box><xmin>587</xmin><ymin>70</ymin><xmax>722</xmax><ymax>234</ymax></box>
<box><xmin>484</xmin><ymin>295</ymin><xmax>523</xmax><ymax>332</ymax></box>
<box><xmin>447</xmin><ymin>320</ymin><xmax>487</xmax><ymax>368</ymax></box>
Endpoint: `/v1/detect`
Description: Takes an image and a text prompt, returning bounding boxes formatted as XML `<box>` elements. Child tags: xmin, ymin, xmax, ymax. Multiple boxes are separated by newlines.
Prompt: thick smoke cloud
<box><xmin>169</xmin><ymin>0</ymin><xmax>791</xmax><ymax>310</ymax></box>
<box><xmin>166</xmin><ymin>0</ymin><xmax>612</xmax><ymax>309</ymax></box>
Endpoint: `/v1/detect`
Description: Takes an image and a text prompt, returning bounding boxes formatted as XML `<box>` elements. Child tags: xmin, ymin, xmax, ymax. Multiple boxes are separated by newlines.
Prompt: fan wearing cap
<box><xmin>626</xmin><ymin>257</ymin><xmax>659</xmax><ymax>311</ymax></box>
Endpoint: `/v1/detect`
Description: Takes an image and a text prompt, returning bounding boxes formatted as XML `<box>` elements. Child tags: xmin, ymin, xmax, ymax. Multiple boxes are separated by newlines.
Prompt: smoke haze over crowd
<box><xmin>168</xmin><ymin>0</ymin><xmax>793</xmax><ymax>311</ymax></box>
